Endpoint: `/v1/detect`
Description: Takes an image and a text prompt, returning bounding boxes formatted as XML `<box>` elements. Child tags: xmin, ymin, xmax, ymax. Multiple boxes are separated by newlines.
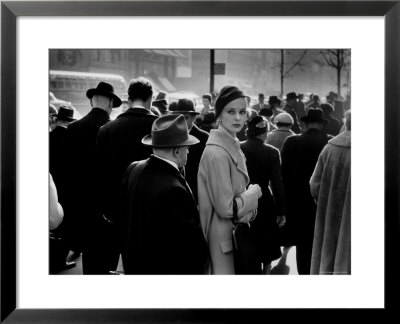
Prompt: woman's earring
<box><xmin>217</xmin><ymin>117</ymin><xmax>221</xmax><ymax>124</ymax></box>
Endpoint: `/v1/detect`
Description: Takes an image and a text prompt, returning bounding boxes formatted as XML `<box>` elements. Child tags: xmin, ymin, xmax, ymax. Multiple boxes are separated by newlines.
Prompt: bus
<box><xmin>49</xmin><ymin>70</ymin><xmax>128</xmax><ymax>117</ymax></box>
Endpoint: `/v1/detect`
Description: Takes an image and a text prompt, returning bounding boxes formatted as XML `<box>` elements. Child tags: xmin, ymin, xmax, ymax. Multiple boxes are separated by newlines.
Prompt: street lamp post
<box><xmin>210</xmin><ymin>49</ymin><xmax>215</xmax><ymax>94</ymax></box>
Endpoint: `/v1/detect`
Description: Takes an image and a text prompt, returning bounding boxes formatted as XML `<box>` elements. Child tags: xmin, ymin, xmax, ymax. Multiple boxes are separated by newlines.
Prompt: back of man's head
<box><xmin>128</xmin><ymin>78</ymin><xmax>153</xmax><ymax>102</ymax></box>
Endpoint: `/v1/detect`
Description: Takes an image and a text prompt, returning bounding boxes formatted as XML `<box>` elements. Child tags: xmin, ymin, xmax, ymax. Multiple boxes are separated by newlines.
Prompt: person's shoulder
<box><xmin>285</xmin><ymin>133</ymin><xmax>299</xmax><ymax>141</ymax></box>
<box><xmin>263</xmin><ymin>142</ymin><xmax>280</xmax><ymax>154</ymax></box>
<box><xmin>203</xmin><ymin>143</ymin><xmax>230</xmax><ymax>160</ymax></box>
<box><xmin>191</xmin><ymin>125</ymin><xmax>209</xmax><ymax>141</ymax></box>
<box><xmin>282</xmin><ymin>133</ymin><xmax>299</xmax><ymax>148</ymax></box>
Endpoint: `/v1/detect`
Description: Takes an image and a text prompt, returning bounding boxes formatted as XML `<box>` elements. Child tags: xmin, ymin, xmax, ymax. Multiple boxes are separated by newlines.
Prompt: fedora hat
<box><xmin>55</xmin><ymin>105</ymin><xmax>76</xmax><ymax>122</ymax></box>
<box><xmin>320</xmin><ymin>103</ymin><xmax>335</xmax><ymax>113</ymax></box>
<box><xmin>142</xmin><ymin>114</ymin><xmax>200</xmax><ymax>147</ymax></box>
<box><xmin>268</xmin><ymin>96</ymin><xmax>281</xmax><ymax>106</ymax></box>
<box><xmin>152</xmin><ymin>99</ymin><xmax>169</xmax><ymax>114</ymax></box>
<box><xmin>286</xmin><ymin>92</ymin><xmax>299</xmax><ymax>100</ymax></box>
<box><xmin>155</xmin><ymin>91</ymin><xmax>167</xmax><ymax>101</ymax></box>
<box><xmin>169</xmin><ymin>98</ymin><xmax>199</xmax><ymax>115</ymax></box>
<box><xmin>300</xmin><ymin>108</ymin><xmax>329</xmax><ymax>125</ymax></box>
<box><xmin>86</xmin><ymin>82</ymin><xmax>122</xmax><ymax>108</ymax></box>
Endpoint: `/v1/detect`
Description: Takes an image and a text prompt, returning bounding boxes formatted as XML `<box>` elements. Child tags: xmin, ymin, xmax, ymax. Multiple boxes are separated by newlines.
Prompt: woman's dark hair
<box><xmin>128</xmin><ymin>77</ymin><xmax>153</xmax><ymax>102</ymax></box>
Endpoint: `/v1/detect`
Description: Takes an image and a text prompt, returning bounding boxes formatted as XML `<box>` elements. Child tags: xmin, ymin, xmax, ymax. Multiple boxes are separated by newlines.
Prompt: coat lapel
<box><xmin>207</xmin><ymin>130</ymin><xmax>249</xmax><ymax>184</ymax></box>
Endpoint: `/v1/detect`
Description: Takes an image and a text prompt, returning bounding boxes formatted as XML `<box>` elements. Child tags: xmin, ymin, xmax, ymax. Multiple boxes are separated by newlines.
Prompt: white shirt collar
<box><xmin>153</xmin><ymin>154</ymin><xmax>179</xmax><ymax>171</ymax></box>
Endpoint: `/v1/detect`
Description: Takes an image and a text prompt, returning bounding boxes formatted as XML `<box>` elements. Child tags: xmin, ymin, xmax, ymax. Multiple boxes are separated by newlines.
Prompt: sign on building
<box><xmin>214</xmin><ymin>63</ymin><xmax>226</xmax><ymax>75</ymax></box>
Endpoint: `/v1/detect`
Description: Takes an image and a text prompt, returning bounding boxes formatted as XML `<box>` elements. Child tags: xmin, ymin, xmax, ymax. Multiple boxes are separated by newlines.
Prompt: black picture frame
<box><xmin>1</xmin><ymin>1</ymin><xmax>399</xmax><ymax>323</ymax></box>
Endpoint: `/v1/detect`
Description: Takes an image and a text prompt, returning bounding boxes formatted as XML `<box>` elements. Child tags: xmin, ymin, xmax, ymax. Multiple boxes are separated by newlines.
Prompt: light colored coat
<box><xmin>310</xmin><ymin>131</ymin><xmax>351</xmax><ymax>275</ymax></box>
<box><xmin>198</xmin><ymin>128</ymin><xmax>259</xmax><ymax>274</ymax></box>
<box><xmin>266</xmin><ymin>128</ymin><xmax>295</xmax><ymax>152</ymax></box>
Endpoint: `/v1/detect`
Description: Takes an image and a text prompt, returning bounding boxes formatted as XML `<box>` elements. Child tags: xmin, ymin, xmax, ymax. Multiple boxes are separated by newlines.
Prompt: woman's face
<box><xmin>219</xmin><ymin>98</ymin><xmax>247</xmax><ymax>136</ymax></box>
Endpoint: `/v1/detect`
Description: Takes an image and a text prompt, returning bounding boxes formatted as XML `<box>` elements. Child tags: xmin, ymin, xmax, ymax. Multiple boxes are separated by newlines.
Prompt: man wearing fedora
<box><xmin>281</xmin><ymin>108</ymin><xmax>332</xmax><ymax>274</ymax></box>
<box><xmin>121</xmin><ymin>114</ymin><xmax>209</xmax><ymax>274</ymax></box>
<box><xmin>49</xmin><ymin>105</ymin><xmax>77</xmax><ymax>273</ymax></box>
<box><xmin>50</xmin><ymin>105</ymin><xmax>76</xmax><ymax>197</ymax></box>
<box><xmin>283</xmin><ymin>92</ymin><xmax>301</xmax><ymax>134</ymax></box>
<box><xmin>95</xmin><ymin>78</ymin><xmax>158</xmax><ymax>272</ymax></box>
<box><xmin>65</xmin><ymin>81</ymin><xmax>121</xmax><ymax>274</ymax></box>
<box><xmin>169</xmin><ymin>98</ymin><xmax>209</xmax><ymax>203</ymax></box>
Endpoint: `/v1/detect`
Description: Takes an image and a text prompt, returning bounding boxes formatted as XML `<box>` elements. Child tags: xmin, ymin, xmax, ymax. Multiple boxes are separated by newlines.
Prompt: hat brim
<box><xmin>168</xmin><ymin>110</ymin><xmax>200</xmax><ymax>116</ymax></box>
<box><xmin>55</xmin><ymin>115</ymin><xmax>76</xmax><ymax>122</ymax></box>
<box><xmin>141</xmin><ymin>134</ymin><xmax>200</xmax><ymax>147</ymax></box>
<box><xmin>86</xmin><ymin>89</ymin><xmax>122</xmax><ymax>108</ymax></box>
<box><xmin>300</xmin><ymin>116</ymin><xmax>329</xmax><ymax>125</ymax></box>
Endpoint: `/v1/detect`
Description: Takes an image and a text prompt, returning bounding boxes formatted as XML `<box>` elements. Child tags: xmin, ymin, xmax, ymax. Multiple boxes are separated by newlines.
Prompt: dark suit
<box><xmin>49</xmin><ymin>126</ymin><xmax>71</xmax><ymax>269</ymax></box>
<box><xmin>121</xmin><ymin>155</ymin><xmax>209</xmax><ymax>274</ymax></box>
<box><xmin>241</xmin><ymin>138</ymin><xmax>285</xmax><ymax>265</ymax></box>
<box><xmin>95</xmin><ymin>107</ymin><xmax>158</xmax><ymax>272</ymax></box>
<box><xmin>322</xmin><ymin>114</ymin><xmax>341</xmax><ymax>137</ymax></box>
<box><xmin>66</xmin><ymin>107</ymin><xmax>111</xmax><ymax>273</ymax></box>
<box><xmin>186</xmin><ymin>125</ymin><xmax>209</xmax><ymax>202</ymax></box>
<box><xmin>49</xmin><ymin>126</ymin><xmax>69</xmax><ymax>206</ymax></box>
<box><xmin>281</xmin><ymin>128</ymin><xmax>331</xmax><ymax>274</ymax></box>
<box><xmin>96</xmin><ymin>107</ymin><xmax>159</xmax><ymax>223</ymax></box>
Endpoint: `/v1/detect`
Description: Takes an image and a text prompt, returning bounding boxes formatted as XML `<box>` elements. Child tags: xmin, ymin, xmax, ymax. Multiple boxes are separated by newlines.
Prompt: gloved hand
<box><xmin>248</xmin><ymin>184</ymin><xmax>262</xmax><ymax>199</ymax></box>
<box><xmin>237</xmin><ymin>210</ymin><xmax>256</xmax><ymax>224</ymax></box>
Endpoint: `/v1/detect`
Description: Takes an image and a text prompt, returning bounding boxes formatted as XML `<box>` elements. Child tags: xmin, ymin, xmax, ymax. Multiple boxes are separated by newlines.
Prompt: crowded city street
<box><xmin>49</xmin><ymin>49</ymin><xmax>351</xmax><ymax>276</ymax></box>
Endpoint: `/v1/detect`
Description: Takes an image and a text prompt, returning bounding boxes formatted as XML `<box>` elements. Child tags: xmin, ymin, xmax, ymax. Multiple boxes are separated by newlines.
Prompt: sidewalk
<box><xmin>57</xmin><ymin>246</ymin><xmax>298</xmax><ymax>275</ymax></box>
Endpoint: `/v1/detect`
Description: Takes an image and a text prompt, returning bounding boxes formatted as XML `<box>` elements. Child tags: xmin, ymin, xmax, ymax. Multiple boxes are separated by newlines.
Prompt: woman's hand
<box><xmin>248</xmin><ymin>184</ymin><xmax>262</xmax><ymax>199</ymax></box>
<box><xmin>237</xmin><ymin>210</ymin><xmax>256</xmax><ymax>224</ymax></box>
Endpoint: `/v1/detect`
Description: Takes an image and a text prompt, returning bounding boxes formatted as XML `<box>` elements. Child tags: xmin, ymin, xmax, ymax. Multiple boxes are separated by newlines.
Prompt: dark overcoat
<box><xmin>322</xmin><ymin>114</ymin><xmax>341</xmax><ymax>137</ymax></box>
<box><xmin>49</xmin><ymin>126</ymin><xmax>69</xmax><ymax>206</ymax></box>
<box><xmin>281</xmin><ymin>128</ymin><xmax>331</xmax><ymax>247</ymax></box>
<box><xmin>96</xmin><ymin>107</ymin><xmax>158</xmax><ymax>224</ymax></box>
<box><xmin>121</xmin><ymin>155</ymin><xmax>209</xmax><ymax>274</ymax></box>
<box><xmin>186</xmin><ymin>125</ymin><xmax>209</xmax><ymax>202</ymax></box>
<box><xmin>64</xmin><ymin>108</ymin><xmax>111</xmax><ymax>249</ymax></box>
<box><xmin>240</xmin><ymin>138</ymin><xmax>285</xmax><ymax>264</ymax></box>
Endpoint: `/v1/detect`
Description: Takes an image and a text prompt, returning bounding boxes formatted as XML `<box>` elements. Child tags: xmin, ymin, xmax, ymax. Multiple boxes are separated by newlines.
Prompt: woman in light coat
<box><xmin>198</xmin><ymin>86</ymin><xmax>262</xmax><ymax>274</ymax></box>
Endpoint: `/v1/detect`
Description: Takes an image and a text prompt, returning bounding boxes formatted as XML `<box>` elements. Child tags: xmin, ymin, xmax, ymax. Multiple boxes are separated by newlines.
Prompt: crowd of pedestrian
<box><xmin>49</xmin><ymin>78</ymin><xmax>351</xmax><ymax>275</ymax></box>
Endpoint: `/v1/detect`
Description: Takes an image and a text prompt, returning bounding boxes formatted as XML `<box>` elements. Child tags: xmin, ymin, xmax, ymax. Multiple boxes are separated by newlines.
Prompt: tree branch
<box><xmin>284</xmin><ymin>50</ymin><xmax>308</xmax><ymax>78</ymax></box>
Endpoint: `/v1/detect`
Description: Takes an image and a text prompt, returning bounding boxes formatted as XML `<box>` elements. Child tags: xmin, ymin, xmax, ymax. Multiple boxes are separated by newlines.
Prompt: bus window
<box><xmin>50</xmin><ymin>70</ymin><xmax>128</xmax><ymax>117</ymax></box>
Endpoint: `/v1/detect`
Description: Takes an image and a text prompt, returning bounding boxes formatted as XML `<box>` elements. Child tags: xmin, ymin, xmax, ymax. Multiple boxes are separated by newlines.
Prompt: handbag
<box><xmin>232</xmin><ymin>200</ymin><xmax>261</xmax><ymax>274</ymax></box>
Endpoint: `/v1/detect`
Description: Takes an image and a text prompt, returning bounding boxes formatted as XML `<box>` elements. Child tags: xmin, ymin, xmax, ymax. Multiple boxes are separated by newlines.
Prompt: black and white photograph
<box><xmin>48</xmin><ymin>48</ymin><xmax>351</xmax><ymax>276</ymax></box>
<box><xmin>3</xmin><ymin>2</ymin><xmax>395</xmax><ymax>318</ymax></box>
